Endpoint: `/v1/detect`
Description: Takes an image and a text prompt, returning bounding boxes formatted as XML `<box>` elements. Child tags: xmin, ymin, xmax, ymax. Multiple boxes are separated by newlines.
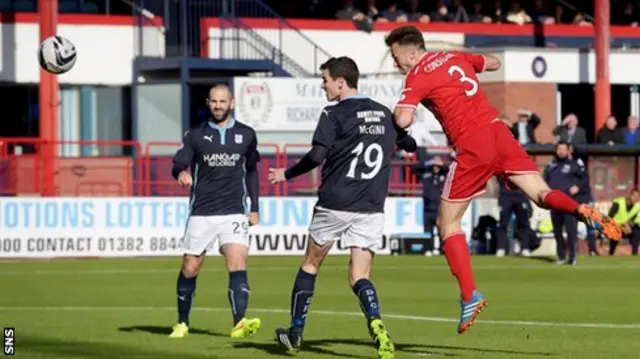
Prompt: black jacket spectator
<box><xmin>544</xmin><ymin>156</ymin><xmax>588</xmax><ymax>196</ymax></box>
<box><xmin>596</xmin><ymin>127</ymin><xmax>624</xmax><ymax>145</ymax></box>
<box><xmin>596</xmin><ymin>115</ymin><xmax>624</xmax><ymax>145</ymax></box>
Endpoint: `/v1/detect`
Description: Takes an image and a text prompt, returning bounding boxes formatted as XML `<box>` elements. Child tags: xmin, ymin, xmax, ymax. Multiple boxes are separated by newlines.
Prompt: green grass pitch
<box><xmin>2</xmin><ymin>256</ymin><xmax>640</xmax><ymax>358</ymax></box>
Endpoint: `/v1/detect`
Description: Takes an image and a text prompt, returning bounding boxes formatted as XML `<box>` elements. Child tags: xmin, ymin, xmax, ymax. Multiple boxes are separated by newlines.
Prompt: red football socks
<box><xmin>542</xmin><ymin>190</ymin><xmax>580</xmax><ymax>214</ymax></box>
<box><xmin>442</xmin><ymin>232</ymin><xmax>475</xmax><ymax>302</ymax></box>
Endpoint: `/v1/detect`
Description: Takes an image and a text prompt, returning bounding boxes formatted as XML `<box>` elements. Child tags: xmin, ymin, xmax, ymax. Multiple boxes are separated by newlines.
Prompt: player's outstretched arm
<box><xmin>482</xmin><ymin>54</ymin><xmax>501</xmax><ymax>72</ymax></box>
<box><xmin>268</xmin><ymin>145</ymin><xmax>328</xmax><ymax>184</ymax></box>
<box><xmin>269</xmin><ymin>106</ymin><xmax>336</xmax><ymax>184</ymax></box>
<box><xmin>245</xmin><ymin>134</ymin><xmax>260</xmax><ymax>224</ymax></box>
<box><xmin>172</xmin><ymin>130</ymin><xmax>196</xmax><ymax>185</ymax></box>
<box><xmin>456</xmin><ymin>51</ymin><xmax>501</xmax><ymax>72</ymax></box>
<box><xmin>394</xmin><ymin>106</ymin><xmax>416</xmax><ymax>129</ymax></box>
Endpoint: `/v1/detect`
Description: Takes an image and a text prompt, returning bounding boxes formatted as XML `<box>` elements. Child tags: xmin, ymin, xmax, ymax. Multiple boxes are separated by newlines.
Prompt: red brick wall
<box><xmin>484</xmin><ymin>82</ymin><xmax>557</xmax><ymax>144</ymax></box>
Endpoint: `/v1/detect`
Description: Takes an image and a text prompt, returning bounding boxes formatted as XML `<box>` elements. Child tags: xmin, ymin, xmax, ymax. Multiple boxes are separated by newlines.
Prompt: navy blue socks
<box><xmin>352</xmin><ymin>278</ymin><xmax>381</xmax><ymax>322</ymax></box>
<box><xmin>228</xmin><ymin>270</ymin><xmax>250</xmax><ymax>325</ymax></box>
<box><xmin>290</xmin><ymin>268</ymin><xmax>317</xmax><ymax>335</ymax></box>
<box><xmin>177</xmin><ymin>271</ymin><xmax>197</xmax><ymax>325</ymax></box>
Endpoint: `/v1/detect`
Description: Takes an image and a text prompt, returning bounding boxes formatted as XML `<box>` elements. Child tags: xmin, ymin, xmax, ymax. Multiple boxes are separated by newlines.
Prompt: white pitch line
<box><xmin>1</xmin><ymin>306</ymin><xmax>639</xmax><ymax>330</ymax></box>
<box><xmin>0</xmin><ymin>264</ymin><xmax>638</xmax><ymax>276</ymax></box>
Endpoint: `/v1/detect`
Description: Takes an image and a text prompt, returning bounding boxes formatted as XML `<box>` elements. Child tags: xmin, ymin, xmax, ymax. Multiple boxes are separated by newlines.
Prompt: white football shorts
<box><xmin>182</xmin><ymin>214</ymin><xmax>249</xmax><ymax>255</ymax></box>
<box><xmin>308</xmin><ymin>206</ymin><xmax>385</xmax><ymax>252</ymax></box>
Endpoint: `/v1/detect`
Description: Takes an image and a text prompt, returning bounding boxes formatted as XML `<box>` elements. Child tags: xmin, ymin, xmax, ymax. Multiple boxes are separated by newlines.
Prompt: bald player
<box><xmin>168</xmin><ymin>84</ymin><xmax>262</xmax><ymax>340</ymax></box>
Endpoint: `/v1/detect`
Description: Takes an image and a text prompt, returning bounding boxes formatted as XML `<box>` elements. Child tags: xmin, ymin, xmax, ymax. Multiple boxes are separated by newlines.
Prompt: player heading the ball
<box><xmin>386</xmin><ymin>24</ymin><xmax>621</xmax><ymax>334</ymax></box>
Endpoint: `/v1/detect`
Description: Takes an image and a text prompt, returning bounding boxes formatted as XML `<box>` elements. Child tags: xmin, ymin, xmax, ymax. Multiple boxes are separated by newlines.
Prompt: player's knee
<box><xmin>536</xmin><ymin>190</ymin><xmax>550</xmax><ymax>207</ymax></box>
<box><xmin>301</xmin><ymin>254</ymin><xmax>323</xmax><ymax>274</ymax></box>
<box><xmin>438</xmin><ymin>222</ymin><xmax>462</xmax><ymax>239</ymax></box>
<box><xmin>225</xmin><ymin>252</ymin><xmax>248</xmax><ymax>272</ymax></box>
<box><xmin>348</xmin><ymin>265</ymin><xmax>370</xmax><ymax>287</ymax></box>
<box><xmin>226</xmin><ymin>258</ymin><xmax>247</xmax><ymax>272</ymax></box>
<box><xmin>221</xmin><ymin>243</ymin><xmax>248</xmax><ymax>271</ymax></box>
<box><xmin>347</xmin><ymin>247</ymin><xmax>373</xmax><ymax>285</ymax></box>
<box><xmin>181</xmin><ymin>259</ymin><xmax>201</xmax><ymax>278</ymax></box>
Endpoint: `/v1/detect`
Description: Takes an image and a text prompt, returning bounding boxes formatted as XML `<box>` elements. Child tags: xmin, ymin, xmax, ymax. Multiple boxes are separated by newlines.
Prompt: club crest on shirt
<box><xmin>235</xmin><ymin>134</ymin><xmax>243</xmax><ymax>144</ymax></box>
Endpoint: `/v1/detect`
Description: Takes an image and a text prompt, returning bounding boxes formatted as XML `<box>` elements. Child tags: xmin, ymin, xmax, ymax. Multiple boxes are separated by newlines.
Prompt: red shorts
<box><xmin>442</xmin><ymin>121</ymin><xmax>539</xmax><ymax>202</ymax></box>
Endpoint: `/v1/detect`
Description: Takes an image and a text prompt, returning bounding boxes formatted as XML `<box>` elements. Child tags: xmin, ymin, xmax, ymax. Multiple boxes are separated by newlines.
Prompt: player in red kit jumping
<box><xmin>385</xmin><ymin>25</ymin><xmax>622</xmax><ymax>334</ymax></box>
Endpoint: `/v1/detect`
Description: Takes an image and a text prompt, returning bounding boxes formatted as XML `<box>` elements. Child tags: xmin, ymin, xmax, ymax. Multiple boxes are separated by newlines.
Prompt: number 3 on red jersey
<box><xmin>447</xmin><ymin>65</ymin><xmax>478</xmax><ymax>97</ymax></box>
<box><xmin>396</xmin><ymin>52</ymin><xmax>487</xmax><ymax>109</ymax></box>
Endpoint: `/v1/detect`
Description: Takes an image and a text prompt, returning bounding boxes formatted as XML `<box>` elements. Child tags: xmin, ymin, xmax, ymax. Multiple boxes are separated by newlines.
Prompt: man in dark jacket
<box><xmin>415</xmin><ymin>156</ymin><xmax>448</xmax><ymax>256</ymax></box>
<box><xmin>544</xmin><ymin>141</ymin><xmax>589</xmax><ymax>265</ymax></box>
<box><xmin>596</xmin><ymin>115</ymin><xmax>624</xmax><ymax>146</ymax></box>
<box><xmin>495</xmin><ymin>178</ymin><xmax>532</xmax><ymax>257</ymax></box>
<box><xmin>571</xmin><ymin>148</ymin><xmax>599</xmax><ymax>255</ymax></box>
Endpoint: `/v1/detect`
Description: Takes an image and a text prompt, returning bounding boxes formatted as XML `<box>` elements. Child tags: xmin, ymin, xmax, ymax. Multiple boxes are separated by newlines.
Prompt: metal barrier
<box><xmin>257</xmin><ymin>143</ymin><xmax>281</xmax><ymax>196</ymax></box>
<box><xmin>390</xmin><ymin>153</ymin><xmax>420</xmax><ymax>196</ymax></box>
<box><xmin>144</xmin><ymin>141</ymin><xmax>187</xmax><ymax>197</ymax></box>
<box><xmin>2</xmin><ymin>138</ymin><xmax>638</xmax><ymax>199</ymax></box>
<box><xmin>0</xmin><ymin>138</ymin><xmax>144</xmax><ymax>197</ymax></box>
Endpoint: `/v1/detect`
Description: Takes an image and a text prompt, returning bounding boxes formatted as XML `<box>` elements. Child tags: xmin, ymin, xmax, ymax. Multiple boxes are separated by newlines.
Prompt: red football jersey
<box><xmin>396</xmin><ymin>51</ymin><xmax>499</xmax><ymax>145</ymax></box>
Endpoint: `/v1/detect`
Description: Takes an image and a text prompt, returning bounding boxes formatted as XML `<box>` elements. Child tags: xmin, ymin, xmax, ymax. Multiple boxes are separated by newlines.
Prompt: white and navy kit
<box><xmin>172</xmin><ymin>119</ymin><xmax>260</xmax><ymax>254</ymax></box>
<box><xmin>301</xmin><ymin>95</ymin><xmax>415</xmax><ymax>251</ymax></box>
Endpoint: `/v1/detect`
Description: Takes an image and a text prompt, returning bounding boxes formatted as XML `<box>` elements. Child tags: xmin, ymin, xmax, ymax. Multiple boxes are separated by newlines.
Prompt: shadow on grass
<box><xmin>234</xmin><ymin>337</ymin><xmax>556</xmax><ymax>357</ymax></box>
<box><xmin>118</xmin><ymin>325</ymin><xmax>227</xmax><ymax>338</ymax></box>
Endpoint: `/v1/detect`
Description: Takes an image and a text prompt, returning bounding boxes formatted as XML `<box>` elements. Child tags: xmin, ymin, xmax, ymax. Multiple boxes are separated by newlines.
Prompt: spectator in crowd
<box><xmin>378</xmin><ymin>1</ymin><xmax>407</xmax><ymax>22</ymax></box>
<box><xmin>495</xmin><ymin>177</ymin><xmax>532</xmax><ymax>257</ymax></box>
<box><xmin>573</xmin><ymin>12</ymin><xmax>591</xmax><ymax>26</ymax></box>
<box><xmin>431</xmin><ymin>0</ymin><xmax>453</xmax><ymax>22</ymax></box>
<box><xmin>365</xmin><ymin>0</ymin><xmax>380</xmax><ymax>21</ymax></box>
<box><xmin>530</xmin><ymin>0</ymin><xmax>552</xmax><ymax>24</ymax></box>
<box><xmin>596</xmin><ymin>115</ymin><xmax>624</xmax><ymax>146</ymax></box>
<box><xmin>450</xmin><ymin>0</ymin><xmax>470</xmax><ymax>23</ymax></box>
<box><xmin>571</xmin><ymin>146</ymin><xmax>599</xmax><ymax>256</ymax></box>
<box><xmin>623</xmin><ymin>116</ymin><xmax>640</xmax><ymax>145</ymax></box>
<box><xmin>511</xmin><ymin>109</ymin><xmax>541</xmax><ymax>146</ymax></box>
<box><xmin>608</xmin><ymin>189</ymin><xmax>640</xmax><ymax>256</ymax></box>
<box><xmin>491</xmin><ymin>0</ymin><xmax>504</xmax><ymax>22</ymax></box>
<box><xmin>469</xmin><ymin>3</ymin><xmax>492</xmax><ymax>23</ymax></box>
<box><xmin>415</xmin><ymin>156</ymin><xmax>448</xmax><ymax>257</ymax></box>
<box><xmin>552</xmin><ymin>5</ymin><xmax>567</xmax><ymax>24</ymax></box>
<box><xmin>553</xmin><ymin>114</ymin><xmax>587</xmax><ymax>147</ymax></box>
<box><xmin>544</xmin><ymin>141</ymin><xmax>588</xmax><ymax>265</ymax></box>
<box><xmin>335</xmin><ymin>0</ymin><xmax>364</xmax><ymax>20</ymax></box>
<box><xmin>506</xmin><ymin>1</ymin><xmax>532</xmax><ymax>25</ymax></box>
<box><xmin>407</xmin><ymin>0</ymin><xmax>430</xmax><ymax>23</ymax></box>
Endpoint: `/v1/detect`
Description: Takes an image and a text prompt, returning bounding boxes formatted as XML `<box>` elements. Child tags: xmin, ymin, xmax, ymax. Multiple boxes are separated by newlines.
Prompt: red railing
<box><xmin>0</xmin><ymin>138</ymin><xmax>428</xmax><ymax>197</ymax></box>
<box><xmin>0</xmin><ymin>138</ymin><xmax>143</xmax><ymax>196</ymax></box>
